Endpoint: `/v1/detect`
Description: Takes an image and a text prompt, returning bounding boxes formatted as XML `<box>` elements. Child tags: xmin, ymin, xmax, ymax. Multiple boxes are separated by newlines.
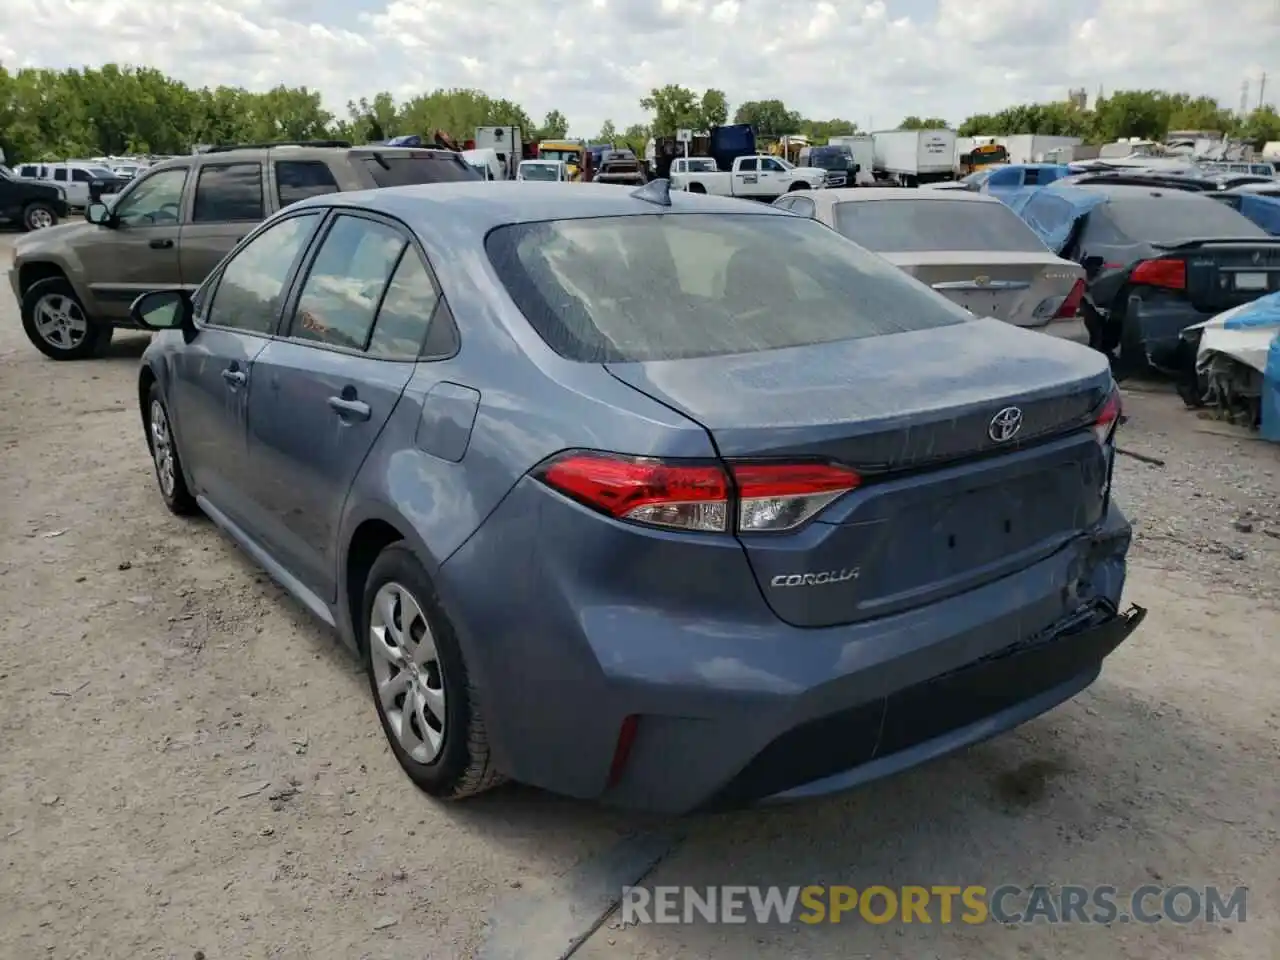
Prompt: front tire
<box><xmin>363</xmin><ymin>545</ymin><xmax>505</xmax><ymax>800</ymax></box>
<box><xmin>788</xmin><ymin>181</ymin><xmax>811</xmax><ymax>191</ymax></box>
<box><xmin>146</xmin><ymin>383</ymin><xmax>198</xmax><ymax>516</ymax></box>
<box><xmin>21</xmin><ymin>277</ymin><xmax>111</xmax><ymax>360</ymax></box>
<box><xmin>22</xmin><ymin>202</ymin><xmax>58</xmax><ymax>231</ymax></box>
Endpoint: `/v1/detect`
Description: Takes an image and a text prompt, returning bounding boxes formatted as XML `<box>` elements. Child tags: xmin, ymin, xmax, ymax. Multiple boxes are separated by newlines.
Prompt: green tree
<box><xmin>640</xmin><ymin>85</ymin><xmax>702</xmax><ymax>137</ymax></box>
<box><xmin>801</xmin><ymin>118</ymin><xmax>858</xmax><ymax>141</ymax></box>
<box><xmin>1238</xmin><ymin>105</ymin><xmax>1280</xmax><ymax>147</ymax></box>
<box><xmin>898</xmin><ymin>116</ymin><xmax>949</xmax><ymax>130</ymax></box>
<box><xmin>733</xmin><ymin>99</ymin><xmax>802</xmax><ymax>138</ymax></box>
<box><xmin>597</xmin><ymin>119</ymin><xmax>617</xmax><ymax>144</ymax></box>
<box><xmin>540</xmin><ymin>109</ymin><xmax>569</xmax><ymax>138</ymax></box>
<box><xmin>619</xmin><ymin>122</ymin><xmax>650</xmax><ymax>155</ymax></box>
<box><xmin>698</xmin><ymin>89</ymin><xmax>729</xmax><ymax>129</ymax></box>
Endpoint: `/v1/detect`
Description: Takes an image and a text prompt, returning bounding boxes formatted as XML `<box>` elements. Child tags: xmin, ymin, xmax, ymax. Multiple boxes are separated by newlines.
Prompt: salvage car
<box><xmin>131</xmin><ymin>180</ymin><xmax>1143</xmax><ymax>814</ymax></box>
<box><xmin>777</xmin><ymin>188</ymin><xmax>1087</xmax><ymax>342</ymax></box>
<box><xmin>1012</xmin><ymin>182</ymin><xmax>1280</xmax><ymax>368</ymax></box>
<box><xmin>593</xmin><ymin>150</ymin><xmax>647</xmax><ymax>186</ymax></box>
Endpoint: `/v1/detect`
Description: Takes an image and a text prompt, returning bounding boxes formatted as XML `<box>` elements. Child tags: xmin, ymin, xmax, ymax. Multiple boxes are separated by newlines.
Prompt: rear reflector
<box><xmin>1129</xmin><ymin>258</ymin><xmax>1186</xmax><ymax>290</ymax></box>
<box><xmin>537</xmin><ymin>452</ymin><xmax>861</xmax><ymax>533</ymax></box>
<box><xmin>1093</xmin><ymin>386</ymin><xmax>1122</xmax><ymax>446</ymax></box>
<box><xmin>607</xmin><ymin>714</ymin><xmax>640</xmax><ymax>788</ymax></box>
<box><xmin>1054</xmin><ymin>278</ymin><xmax>1086</xmax><ymax>319</ymax></box>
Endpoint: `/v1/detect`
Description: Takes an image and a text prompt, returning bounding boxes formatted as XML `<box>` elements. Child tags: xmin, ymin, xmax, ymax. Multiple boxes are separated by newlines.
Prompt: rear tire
<box><xmin>21</xmin><ymin>277</ymin><xmax>110</xmax><ymax>360</ymax></box>
<box><xmin>686</xmin><ymin>182</ymin><xmax>707</xmax><ymax>194</ymax></box>
<box><xmin>363</xmin><ymin>545</ymin><xmax>505</xmax><ymax>800</ymax></box>
<box><xmin>22</xmin><ymin>202</ymin><xmax>58</xmax><ymax>231</ymax></box>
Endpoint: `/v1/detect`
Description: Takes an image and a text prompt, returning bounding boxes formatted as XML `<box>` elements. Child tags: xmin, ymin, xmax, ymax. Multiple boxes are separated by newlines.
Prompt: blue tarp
<box><xmin>1005</xmin><ymin>184</ymin><xmax>1109</xmax><ymax>255</ymax></box>
<box><xmin>1221</xmin><ymin>291</ymin><xmax>1280</xmax><ymax>441</ymax></box>
<box><xmin>1231</xmin><ymin>194</ymin><xmax>1280</xmax><ymax>236</ymax></box>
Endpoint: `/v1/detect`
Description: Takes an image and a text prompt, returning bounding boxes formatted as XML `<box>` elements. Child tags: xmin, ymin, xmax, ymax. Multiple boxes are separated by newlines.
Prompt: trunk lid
<box><xmin>1149</xmin><ymin>239</ymin><xmax>1280</xmax><ymax>312</ymax></box>
<box><xmin>606</xmin><ymin>318</ymin><xmax>1114</xmax><ymax>627</ymax></box>
<box><xmin>882</xmin><ymin>251</ymin><xmax>1084</xmax><ymax>328</ymax></box>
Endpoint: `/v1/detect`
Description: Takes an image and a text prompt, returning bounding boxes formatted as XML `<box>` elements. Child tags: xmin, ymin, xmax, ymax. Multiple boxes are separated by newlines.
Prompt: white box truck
<box><xmin>474</xmin><ymin>126</ymin><xmax>522</xmax><ymax>179</ymax></box>
<box><xmin>998</xmin><ymin>134</ymin><xmax>1083</xmax><ymax>164</ymax></box>
<box><xmin>872</xmin><ymin>129</ymin><xmax>957</xmax><ymax>186</ymax></box>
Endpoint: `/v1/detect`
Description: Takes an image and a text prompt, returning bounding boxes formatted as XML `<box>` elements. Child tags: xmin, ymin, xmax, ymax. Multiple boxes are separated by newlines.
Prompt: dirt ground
<box><xmin>0</xmin><ymin>231</ymin><xmax>1277</xmax><ymax>960</ymax></box>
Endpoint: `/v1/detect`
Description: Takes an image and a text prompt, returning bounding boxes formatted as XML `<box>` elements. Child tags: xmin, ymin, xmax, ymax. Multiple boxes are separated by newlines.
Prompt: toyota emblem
<box><xmin>988</xmin><ymin>406</ymin><xmax>1024</xmax><ymax>443</ymax></box>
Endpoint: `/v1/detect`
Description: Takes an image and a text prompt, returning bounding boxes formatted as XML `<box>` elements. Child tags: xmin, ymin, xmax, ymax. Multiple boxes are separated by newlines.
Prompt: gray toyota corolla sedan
<box><xmin>132</xmin><ymin>180</ymin><xmax>1144</xmax><ymax>814</ymax></box>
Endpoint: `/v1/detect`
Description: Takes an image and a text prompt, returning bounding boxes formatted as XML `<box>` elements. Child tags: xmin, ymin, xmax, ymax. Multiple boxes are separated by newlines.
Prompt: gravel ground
<box><xmin>0</xmin><ymin>231</ymin><xmax>1277</xmax><ymax>960</ymax></box>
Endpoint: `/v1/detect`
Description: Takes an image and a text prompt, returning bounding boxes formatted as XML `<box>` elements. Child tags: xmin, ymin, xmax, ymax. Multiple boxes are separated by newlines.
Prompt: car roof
<box><xmin>1057</xmin><ymin>181</ymin><xmax>1219</xmax><ymax>201</ymax></box>
<box><xmin>811</xmin><ymin>187</ymin><xmax>1002</xmax><ymax>208</ymax></box>
<box><xmin>292</xmin><ymin>181</ymin><xmax>789</xmax><ymax>247</ymax></box>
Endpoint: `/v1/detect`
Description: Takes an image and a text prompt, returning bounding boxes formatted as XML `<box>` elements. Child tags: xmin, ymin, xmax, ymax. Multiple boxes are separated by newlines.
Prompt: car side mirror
<box><xmin>85</xmin><ymin>202</ymin><xmax>114</xmax><ymax>226</ymax></box>
<box><xmin>1082</xmin><ymin>255</ymin><xmax>1104</xmax><ymax>278</ymax></box>
<box><xmin>130</xmin><ymin>289</ymin><xmax>191</xmax><ymax>331</ymax></box>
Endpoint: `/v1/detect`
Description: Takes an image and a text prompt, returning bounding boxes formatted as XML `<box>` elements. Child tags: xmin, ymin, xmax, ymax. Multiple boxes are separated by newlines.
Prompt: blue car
<box><xmin>131</xmin><ymin>181</ymin><xmax>1143</xmax><ymax>813</ymax></box>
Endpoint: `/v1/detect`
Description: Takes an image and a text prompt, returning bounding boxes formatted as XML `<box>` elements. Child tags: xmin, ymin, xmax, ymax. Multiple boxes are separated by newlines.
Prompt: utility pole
<box><xmin>1260</xmin><ymin>72</ymin><xmax>1267</xmax><ymax>110</ymax></box>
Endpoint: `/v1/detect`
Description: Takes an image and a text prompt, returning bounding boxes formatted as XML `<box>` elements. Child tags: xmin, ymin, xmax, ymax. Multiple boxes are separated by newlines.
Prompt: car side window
<box><xmin>205</xmin><ymin>213</ymin><xmax>321</xmax><ymax>335</ymax></box>
<box><xmin>789</xmin><ymin>196</ymin><xmax>816</xmax><ymax>218</ymax></box>
<box><xmin>276</xmin><ymin>161</ymin><xmax>341</xmax><ymax>207</ymax></box>
<box><xmin>194</xmin><ymin>163</ymin><xmax>264</xmax><ymax>223</ymax></box>
<box><xmin>113</xmin><ymin>168</ymin><xmax>190</xmax><ymax>227</ymax></box>
<box><xmin>19</xmin><ymin>165</ymin><xmax>37</xmax><ymax>177</ymax></box>
<box><xmin>289</xmin><ymin>216</ymin><xmax>406</xmax><ymax>351</ymax></box>
<box><xmin>762</xmin><ymin>158</ymin><xmax>786</xmax><ymax>173</ymax></box>
<box><xmin>1022</xmin><ymin>168</ymin><xmax>1042</xmax><ymax>186</ymax></box>
<box><xmin>738</xmin><ymin>158</ymin><xmax>758</xmax><ymax>172</ymax></box>
<box><xmin>987</xmin><ymin>167</ymin><xmax>1021</xmax><ymax>188</ymax></box>
<box><xmin>367</xmin><ymin>249</ymin><xmax>442</xmax><ymax>360</ymax></box>
<box><xmin>72</xmin><ymin>168</ymin><xmax>92</xmax><ymax>183</ymax></box>
<box><xmin>53</xmin><ymin>168</ymin><xmax>67</xmax><ymax>182</ymax></box>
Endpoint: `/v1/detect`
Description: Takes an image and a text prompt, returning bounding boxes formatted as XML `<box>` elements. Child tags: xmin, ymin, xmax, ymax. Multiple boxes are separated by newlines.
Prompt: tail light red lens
<box><xmin>1093</xmin><ymin>385</ymin><xmax>1122</xmax><ymax>446</ymax></box>
<box><xmin>1129</xmin><ymin>258</ymin><xmax>1186</xmax><ymax>290</ymax></box>
<box><xmin>1054</xmin><ymin>278</ymin><xmax>1086</xmax><ymax>319</ymax></box>
<box><xmin>537</xmin><ymin>453</ymin><xmax>861</xmax><ymax>534</ymax></box>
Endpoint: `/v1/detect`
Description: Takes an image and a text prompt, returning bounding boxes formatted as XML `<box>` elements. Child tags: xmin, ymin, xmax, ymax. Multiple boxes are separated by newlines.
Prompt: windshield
<box><xmin>960</xmin><ymin>169</ymin><xmax>993</xmax><ymax>187</ymax></box>
<box><xmin>485</xmin><ymin>213</ymin><xmax>970</xmax><ymax>363</ymax></box>
<box><xmin>833</xmin><ymin>199</ymin><xmax>1049</xmax><ymax>253</ymax></box>
<box><xmin>362</xmin><ymin>154</ymin><xmax>480</xmax><ymax>187</ymax></box>
<box><xmin>1106</xmin><ymin>196</ymin><xmax>1269</xmax><ymax>243</ymax></box>
<box><xmin>89</xmin><ymin>166</ymin><xmax>116</xmax><ymax>178</ymax></box>
<box><xmin>539</xmin><ymin>149</ymin><xmax>581</xmax><ymax>164</ymax></box>
<box><xmin>775</xmin><ymin>157</ymin><xmax>795</xmax><ymax>170</ymax></box>
<box><xmin>807</xmin><ymin>149</ymin><xmax>854</xmax><ymax>171</ymax></box>
<box><xmin>681</xmin><ymin>158</ymin><xmax>716</xmax><ymax>172</ymax></box>
<box><xmin>520</xmin><ymin>164</ymin><xmax>561</xmax><ymax>181</ymax></box>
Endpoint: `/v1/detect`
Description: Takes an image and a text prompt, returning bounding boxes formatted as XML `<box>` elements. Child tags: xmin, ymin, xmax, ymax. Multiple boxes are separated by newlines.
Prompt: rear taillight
<box><xmin>537</xmin><ymin>452</ymin><xmax>860</xmax><ymax>534</ymax></box>
<box><xmin>1054</xmin><ymin>278</ymin><xmax>1086</xmax><ymax>319</ymax></box>
<box><xmin>1129</xmin><ymin>258</ymin><xmax>1186</xmax><ymax>290</ymax></box>
<box><xmin>1093</xmin><ymin>386</ymin><xmax>1122</xmax><ymax>446</ymax></box>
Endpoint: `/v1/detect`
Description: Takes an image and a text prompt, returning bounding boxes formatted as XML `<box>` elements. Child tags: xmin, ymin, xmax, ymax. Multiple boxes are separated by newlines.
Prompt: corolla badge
<box><xmin>988</xmin><ymin>406</ymin><xmax>1024</xmax><ymax>443</ymax></box>
<box><xmin>770</xmin><ymin>568</ymin><xmax>860</xmax><ymax>588</ymax></box>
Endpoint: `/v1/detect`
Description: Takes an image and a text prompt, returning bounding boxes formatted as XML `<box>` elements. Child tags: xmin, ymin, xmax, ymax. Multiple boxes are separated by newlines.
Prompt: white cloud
<box><xmin>0</xmin><ymin>0</ymin><xmax>1276</xmax><ymax>135</ymax></box>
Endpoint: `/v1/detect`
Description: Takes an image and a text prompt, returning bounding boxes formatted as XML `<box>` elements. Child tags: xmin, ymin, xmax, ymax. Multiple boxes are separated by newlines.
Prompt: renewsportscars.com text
<box><xmin>620</xmin><ymin>884</ymin><xmax>1248</xmax><ymax>926</ymax></box>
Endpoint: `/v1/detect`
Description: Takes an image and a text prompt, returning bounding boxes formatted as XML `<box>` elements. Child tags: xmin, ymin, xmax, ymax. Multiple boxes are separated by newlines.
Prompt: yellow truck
<box><xmin>536</xmin><ymin>140</ymin><xmax>587</xmax><ymax>181</ymax></box>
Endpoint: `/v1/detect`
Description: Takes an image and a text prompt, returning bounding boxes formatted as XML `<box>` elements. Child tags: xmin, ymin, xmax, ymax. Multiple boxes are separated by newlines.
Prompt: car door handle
<box><xmin>221</xmin><ymin>368</ymin><xmax>246</xmax><ymax>386</ymax></box>
<box><xmin>149</xmin><ymin>238</ymin><xmax>174</xmax><ymax>249</ymax></box>
<box><xmin>327</xmin><ymin>397</ymin><xmax>371</xmax><ymax>421</ymax></box>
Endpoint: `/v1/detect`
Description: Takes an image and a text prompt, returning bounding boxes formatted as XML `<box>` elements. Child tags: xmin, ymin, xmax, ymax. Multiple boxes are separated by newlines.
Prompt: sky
<box><xmin>1</xmin><ymin>0</ymin><xmax>1277</xmax><ymax>136</ymax></box>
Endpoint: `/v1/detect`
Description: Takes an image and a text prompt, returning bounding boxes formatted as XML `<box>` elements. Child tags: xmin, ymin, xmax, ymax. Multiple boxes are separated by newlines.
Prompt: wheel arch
<box><xmin>17</xmin><ymin>261</ymin><xmax>68</xmax><ymax>298</ymax></box>
<box><xmin>343</xmin><ymin>517</ymin><xmax>407</xmax><ymax>653</ymax></box>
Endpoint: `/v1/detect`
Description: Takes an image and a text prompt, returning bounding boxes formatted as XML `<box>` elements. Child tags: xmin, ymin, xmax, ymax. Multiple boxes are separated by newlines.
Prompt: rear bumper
<box><xmin>1125</xmin><ymin>296</ymin><xmax>1213</xmax><ymax>370</ymax></box>
<box><xmin>438</xmin><ymin>482</ymin><xmax>1139</xmax><ymax>814</ymax></box>
<box><xmin>1043</xmin><ymin>316</ymin><xmax>1089</xmax><ymax>345</ymax></box>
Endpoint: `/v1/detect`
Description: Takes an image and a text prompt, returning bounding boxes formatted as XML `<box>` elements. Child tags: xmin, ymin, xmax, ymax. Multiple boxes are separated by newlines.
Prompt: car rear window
<box><xmin>362</xmin><ymin>154</ymin><xmax>480</xmax><ymax>187</ymax></box>
<box><xmin>833</xmin><ymin>199</ymin><xmax>1048</xmax><ymax>253</ymax></box>
<box><xmin>485</xmin><ymin>213</ymin><xmax>971</xmax><ymax>363</ymax></box>
<box><xmin>1104</xmin><ymin>196</ymin><xmax>1269</xmax><ymax>243</ymax></box>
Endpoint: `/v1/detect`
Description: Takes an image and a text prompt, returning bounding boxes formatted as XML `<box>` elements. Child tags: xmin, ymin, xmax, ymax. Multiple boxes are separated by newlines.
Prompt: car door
<box><xmin>77</xmin><ymin>165</ymin><xmax>189</xmax><ymax>321</ymax></box>
<box><xmin>244</xmin><ymin>212</ymin><xmax>436</xmax><ymax>600</ymax></box>
<box><xmin>179</xmin><ymin>160</ymin><xmax>267</xmax><ymax>290</ymax></box>
<box><xmin>734</xmin><ymin>157</ymin><xmax>759</xmax><ymax>195</ymax></box>
<box><xmin>70</xmin><ymin>167</ymin><xmax>96</xmax><ymax>207</ymax></box>
<box><xmin>167</xmin><ymin>210</ymin><xmax>324</xmax><ymax>530</ymax></box>
<box><xmin>758</xmin><ymin>157</ymin><xmax>788</xmax><ymax>196</ymax></box>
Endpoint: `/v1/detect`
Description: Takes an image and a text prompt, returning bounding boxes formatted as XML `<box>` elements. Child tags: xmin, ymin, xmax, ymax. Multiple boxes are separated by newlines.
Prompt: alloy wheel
<box><xmin>369</xmin><ymin>582</ymin><xmax>447</xmax><ymax>764</ymax></box>
<box><xmin>149</xmin><ymin>399</ymin><xmax>176</xmax><ymax>498</ymax></box>
<box><xmin>32</xmin><ymin>294</ymin><xmax>88</xmax><ymax>350</ymax></box>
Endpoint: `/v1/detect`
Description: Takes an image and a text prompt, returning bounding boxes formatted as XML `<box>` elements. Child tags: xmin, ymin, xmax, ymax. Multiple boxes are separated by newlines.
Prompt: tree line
<box><xmin>2</xmin><ymin>63</ymin><xmax>1278</xmax><ymax>166</ymax></box>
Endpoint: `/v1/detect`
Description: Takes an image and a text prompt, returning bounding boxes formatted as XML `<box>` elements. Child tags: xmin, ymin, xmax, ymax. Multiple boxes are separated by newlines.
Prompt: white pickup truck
<box><xmin>669</xmin><ymin>154</ymin><xmax>827</xmax><ymax>201</ymax></box>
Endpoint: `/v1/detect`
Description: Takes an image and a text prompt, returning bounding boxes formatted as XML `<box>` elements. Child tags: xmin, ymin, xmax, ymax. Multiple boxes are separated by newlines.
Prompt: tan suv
<box><xmin>9</xmin><ymin>140</ymin><xmax>479</xmax><ymax>359</ymax></box>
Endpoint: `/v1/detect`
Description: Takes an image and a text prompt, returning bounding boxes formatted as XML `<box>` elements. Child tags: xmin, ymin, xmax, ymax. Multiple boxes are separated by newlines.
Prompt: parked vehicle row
<box><xmin>123</xmin><ymin>179</ymin><xmax>1142</xmax><ymax>813</ymax></box>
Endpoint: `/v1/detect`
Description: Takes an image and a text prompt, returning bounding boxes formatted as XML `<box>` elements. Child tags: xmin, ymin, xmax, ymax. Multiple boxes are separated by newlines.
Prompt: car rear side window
<box><xmin>367</xmin><ymin>250</ymin><xmax>442</xmax><ymax>360</ymax></box>
<box><xmin>194</xmin><ymin>163</ymin><xmax>264</xmax><ymax>222</ymax></box>
<box><xmin>205</xmin><ymin>213</ymin><xmax>321</xmax><ymax>334</ymax></box>
<box><xmin>486</xmin><ymin>213</ymin><xmax>971</xmax><ymax>363</ymax></box>
<box><xmin>833</xmin><ymin>199</ymin><xmax>1048</xmax><ymax>253</ymax></box>
<box><xmin>1104</xmin><ymin>196</ymin><xmax>1269</xmax><ymax>243</ymax></box>
<box><xmin>276</xmin><ymin>161</ymin><xmax>340</xmax><ymax>207</ymax></box>
<box><xmin>289</xmin><ymin>216</ymin><xmax>406</xmax><ymax>351</ymax></box>
<box><xmin>361</xmin><ymin>154</ymin><xmax>479</xmax><ymax>188</ymax></box>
